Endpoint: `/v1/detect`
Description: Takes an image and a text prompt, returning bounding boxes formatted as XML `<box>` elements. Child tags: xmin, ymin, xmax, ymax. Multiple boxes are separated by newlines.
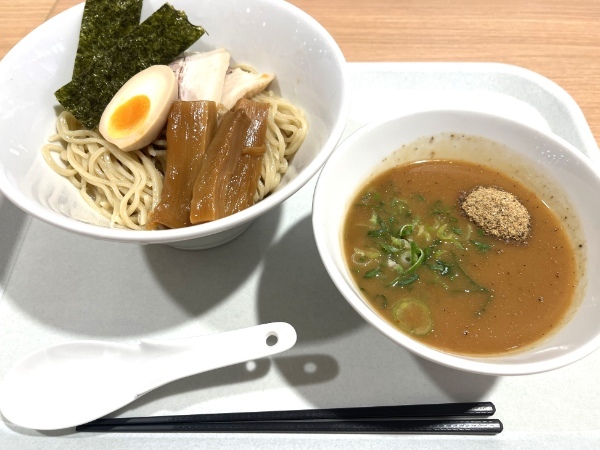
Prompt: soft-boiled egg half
<box><xmin>99</xmin><ymin>65</ymin><xmax>177</xmax><ymax>152</ymax></box>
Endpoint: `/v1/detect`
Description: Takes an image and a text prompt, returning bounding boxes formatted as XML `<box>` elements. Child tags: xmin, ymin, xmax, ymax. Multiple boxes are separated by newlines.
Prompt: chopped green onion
<box><xmin>475</xmin><ymin>294</ymin><xmax>494</xmax><ymax>317</ymax></box>
<box><xmin>364</xmin><ymin>268</ymin><xmax>382</xmax><ymax>279</ymax></box>
<box><xmin>403</xmin><ymin>247</ymin><xmax>424</xmax><ymax>275</ymax></box>
<box><xmin>391</xmin><ymin>298</ymin><xmax>433</xmax><ymax>335</ymax></box>
<box><xmin>390</xmin><ymin>236</ymin><xmax>406</xmax><ymax>248</ymax></box>
<box><xmin>470</xmin><ymin>240</ymin><xmax>492</xmax><ymax>252</ymax></box>
<box><xmin>380</xmin><ymin>243</ymin><xmax>399</xmax><ymax>254</ymax></box>
<box><xmin>374</xmin><ymin>294</ymin><xmax>388</xmax><ymax>309</ymax></box>
<box><xmin>368</xmin><ymin>229</ymin><xmax>387</xmax><ymax>237</ymax></box>
<box><xmin>369</xmin><ymin>211</ymin><xmax>378</xmax><ymax>226</ymax></box>
<box><xmin>465</xmin><ymin>223</ymin><xmax>473</xmax><ymax>239</ymax></box>
<box><xmin>351</xmin><ymin>252</ymin><xmax>367</xmax><ymax>265</ymax></box>
<box><xmin>391</xmin><ymin>198</ymin><xmax>412</xmax><ymax>217</ymax></box>
<box><xmin>428</xmin><ymin>259</ymin><xmax>452</xmax><ymax>276</ymax></box>
<box><xmin>452</xmin><ymin>239</ymin><xmax>465</xmax><ymax>250</ymax></box>
<box><xmin>352</xmin><ymin>248</ymin><xmax>380</xmax><ymax>265</ymax></box>
<box><xmin>400</xmin><ymin>224</ymin><xmax>413</xmax><ymax>237</ymax></box>
<box><xmin>431</xmin><ymin>200</ymin><xmax>450</xmax><ymax>216</ymax></box>
<box><xmin>436</xmin><ymin>223</ymin><xmax>454</xmax><ymax>240</ymax></box>
<box><xmin>452</xmin><ymin>255</ymin><xmax>489</xmax><ymax>293</ymax></box>
<box><xmin>388</xmin><ymin>273</ymin><xmax>419</xmax><ymax>287</ymax></box>
<box><xmin>409</xmin><ymin>241</ymin><xmax>420</xmax><ymax>265</ymax></box>
<box><xmin>416</xmin><ymin>225</ymin><xmax>432</xmax><ymax>243</ymax></box>
<box><xmin>399</xmin><ymin>250</ymin><xmax>412</xmax><ymax>266</ymax></box>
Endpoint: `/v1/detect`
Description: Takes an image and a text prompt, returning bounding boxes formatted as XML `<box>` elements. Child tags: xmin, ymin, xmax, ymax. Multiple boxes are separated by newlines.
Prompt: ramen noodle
<box><xmin>42</xmin><ymin>85</ymin><xmax>307</xmax><ymax>230</ymax></box>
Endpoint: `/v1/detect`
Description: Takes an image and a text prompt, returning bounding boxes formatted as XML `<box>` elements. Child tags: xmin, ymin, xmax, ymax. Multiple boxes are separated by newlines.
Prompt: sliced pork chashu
<box><xmin>170</xmin><ymin>48</ymin><xmax>231</xmax><ymax>103</ymax></box>
<box><xmin>220</xmin><ymin>67</ymin><xmax>274</xmax><ymax>110</ymax></box>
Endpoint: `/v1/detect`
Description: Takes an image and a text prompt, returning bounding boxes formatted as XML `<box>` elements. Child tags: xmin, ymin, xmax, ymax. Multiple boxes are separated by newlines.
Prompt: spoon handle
<box><xmin>134</xmin><ymin>322</ymin><xmax>297</xmax><ymax>396</ymax></box>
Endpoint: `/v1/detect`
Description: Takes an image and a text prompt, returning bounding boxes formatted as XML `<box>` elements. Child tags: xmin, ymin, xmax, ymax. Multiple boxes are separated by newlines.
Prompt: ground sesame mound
<box><xmin>459</xmin><ymin>186</ymin><xmax>531</xmax><ymax>242</ymax></box>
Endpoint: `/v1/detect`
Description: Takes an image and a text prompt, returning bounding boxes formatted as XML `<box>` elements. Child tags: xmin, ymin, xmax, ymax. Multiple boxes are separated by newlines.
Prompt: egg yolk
<box><xmin>108</xmin><ymin>95</ymin><xmax>151</xmax><ymax>137</ymax></box>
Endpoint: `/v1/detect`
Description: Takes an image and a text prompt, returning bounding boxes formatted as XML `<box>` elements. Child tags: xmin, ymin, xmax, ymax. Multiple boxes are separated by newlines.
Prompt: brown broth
<box><xmin>343</xmin><ymin>159</ymin><xmax>579</xmax><ymax>356</ymax></box>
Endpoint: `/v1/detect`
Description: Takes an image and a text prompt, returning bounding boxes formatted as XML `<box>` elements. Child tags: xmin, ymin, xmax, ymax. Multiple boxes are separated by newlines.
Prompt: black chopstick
<box><xmin>77</xmin><ymin>419</ymin><xmax>503</xmax><ymax>434</ymax></box>
<box><xmin>79</xmin><ymin>401</ymin><xmax>494</xmax><ymax>426</ymax></box>
<box><xmin>76</xmin><ymin>402</ymin><xmax>501</xmax><ymax>435</ymax></box>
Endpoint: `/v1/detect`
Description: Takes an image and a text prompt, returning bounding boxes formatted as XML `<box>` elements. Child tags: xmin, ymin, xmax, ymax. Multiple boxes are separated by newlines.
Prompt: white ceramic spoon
<box><xmin>0</xmin><ymin>322</ymin><xmax>297</xmax><ymax>430</ymax></box>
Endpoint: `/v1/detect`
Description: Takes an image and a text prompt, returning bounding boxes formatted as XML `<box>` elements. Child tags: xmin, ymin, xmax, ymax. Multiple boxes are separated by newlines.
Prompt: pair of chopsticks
<box><xmin>76</xmin><ymin>401</ymin><xmax>502</xmax><ymax>434</ymax></box>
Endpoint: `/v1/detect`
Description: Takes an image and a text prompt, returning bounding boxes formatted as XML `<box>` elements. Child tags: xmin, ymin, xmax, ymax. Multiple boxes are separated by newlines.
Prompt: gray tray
<box><xmin>1</xmin><ymin>62</ymin><xmax>599</xmax><ymax>449</ymax></box>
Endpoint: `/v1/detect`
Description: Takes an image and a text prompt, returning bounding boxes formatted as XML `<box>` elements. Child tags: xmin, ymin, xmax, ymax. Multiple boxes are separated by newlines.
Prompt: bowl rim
<box><xmin>312</xmin><ymin>108</ymin><xmax>600</xmax><ymax>376</ymax></box>
<box><xmin>0</xmin><ymin>0</ymin><xmax>351</xmax><ymax>245</ymax></box>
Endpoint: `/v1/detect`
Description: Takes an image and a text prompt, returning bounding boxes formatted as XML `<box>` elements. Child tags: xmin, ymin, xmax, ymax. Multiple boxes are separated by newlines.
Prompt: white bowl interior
<box><xmin>313</xmin><ymin>109</ymin><xmax>600</xmax><ymax>375</ymax></box>
<box><xmin>0</xmin><ymin>0</ymin><xmax>349</xmax><ymax>247</ymax></box>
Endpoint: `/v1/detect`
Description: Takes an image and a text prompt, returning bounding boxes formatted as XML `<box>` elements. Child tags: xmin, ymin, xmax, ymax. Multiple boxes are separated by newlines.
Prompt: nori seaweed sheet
<box><xmin>55</xmin><ymin>3</ymin><xmax>205</xmax><ymax>129</ymax></box>
<box><xmin>73</xmin><ymin>0</ymin><xmax>143</xmax><ymax>78</ymax></box>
